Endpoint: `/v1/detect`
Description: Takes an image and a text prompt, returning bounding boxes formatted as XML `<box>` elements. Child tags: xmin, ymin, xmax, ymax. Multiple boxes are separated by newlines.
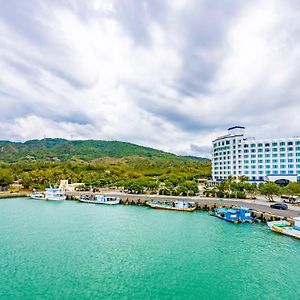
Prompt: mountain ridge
<box><xmin>0</xmin><ymin>138</ymin><xmax>209</xmax><ymax>163</ymax></box>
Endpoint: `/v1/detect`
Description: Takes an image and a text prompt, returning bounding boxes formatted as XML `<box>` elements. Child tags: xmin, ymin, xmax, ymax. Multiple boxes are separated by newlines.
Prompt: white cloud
<box><xmin>1</xmin><ymin>0</ymin><xmax>300</xmax><ymax>157</ymax></box>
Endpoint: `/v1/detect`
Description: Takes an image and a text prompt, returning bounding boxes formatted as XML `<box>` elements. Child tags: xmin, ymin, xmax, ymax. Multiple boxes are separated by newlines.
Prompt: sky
<box><xmin>1</xmin><ymin>0</ymin><xmax>300</xmax><ymax>158</ymax></box>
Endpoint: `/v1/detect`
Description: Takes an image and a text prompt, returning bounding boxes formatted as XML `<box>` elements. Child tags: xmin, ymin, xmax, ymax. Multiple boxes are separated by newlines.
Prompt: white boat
<box><xmin>267</xmin><ymin>217</ymin><xmax>300</xmax><ymax>240</ymax></box>
<box><xmin>79</xmin><ymin>194</ymin><xmax>120</xmax><ymax>205</ymax></box>
<box><xmin>30</xmin><ymin>192</ymin><xmax>45</xmax><ymax>200</ymax></box>
<box><xmin>44</xmin><ymin>188</ymin><xmax>66</xmax><ymax>201</ymax></box>
<box><xmin>146</xmin><ymin>200</ymin><xmax>196</xmax><ymax>212</ymax></box>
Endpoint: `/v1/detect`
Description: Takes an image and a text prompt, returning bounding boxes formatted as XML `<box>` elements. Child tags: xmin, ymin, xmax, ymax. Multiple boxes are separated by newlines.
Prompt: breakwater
<box><xmin>66</xmin><ymin>192</ymin><xmax>297</xmax><ymax>223</ymax></box>
<box><xmin>0</xmin><ymin>192</ymin><xmax>28</xmax><ymax>199</ymax></box>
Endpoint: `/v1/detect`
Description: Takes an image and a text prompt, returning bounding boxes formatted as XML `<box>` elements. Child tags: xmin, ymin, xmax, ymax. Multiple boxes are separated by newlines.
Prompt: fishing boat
<box><xmin>146</xmin><ymin>200</ymin><xmax>195</xmax><ymax>212</ymax></box>
<box><xmin>79</xmin><ymin>194</ymin><xmax>120</xmax><ymax>205</ymax></box>
<box><xmin>213</xmin><ymin>208</ymin><xmax>239</xmax><ymax>223</ymax></box>
<box><xmin>44</xmin><ymin>188</ymin><xmax>66</xmax><ymax>201</ymax></box>
<box><xmin>267</xmin><ymin>217</ymin><xmax>300</xmax><ymax>240</ymax></box>
<box><xmin>30</xmin><ymin>192</ymin><xmax>45</xmax><ymax>200</ymax></box>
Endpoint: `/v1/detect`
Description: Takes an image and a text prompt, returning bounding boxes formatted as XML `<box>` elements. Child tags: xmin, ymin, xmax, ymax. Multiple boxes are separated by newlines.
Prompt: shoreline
<box><xmin>1</xmin><ymin>191</ymin><xmax>299</xmax><ymax>223</ymax></box>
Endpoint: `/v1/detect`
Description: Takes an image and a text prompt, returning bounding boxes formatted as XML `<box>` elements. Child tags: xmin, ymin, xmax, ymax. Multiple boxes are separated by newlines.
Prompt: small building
<box><xmin>59</xmin><ymin>180</ymin><xmax>84</xmax><ymax>192</ymax></box>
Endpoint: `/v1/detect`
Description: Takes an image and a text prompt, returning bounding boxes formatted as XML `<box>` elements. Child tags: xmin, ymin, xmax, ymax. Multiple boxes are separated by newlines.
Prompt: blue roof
<box><xmin>227</xmin><ymin>209</ymin><xmax>237</xmax><ymax>213</ymax></box>
<box><xmin>228</xmin><ymin>126</ymin><xmax>245</xmax><ymax>131</ymax></box>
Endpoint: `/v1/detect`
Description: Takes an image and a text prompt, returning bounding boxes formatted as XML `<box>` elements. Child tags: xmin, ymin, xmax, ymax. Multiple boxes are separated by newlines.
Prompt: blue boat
<box><xmin>237</xmin><ymin>207</ymin><xmax>253</xmax><ymax>223</ymax></box>
<box><xmin>214</xmin><ymin>208</ymin><xmax>239</xmax><ymax>224</ymax></box>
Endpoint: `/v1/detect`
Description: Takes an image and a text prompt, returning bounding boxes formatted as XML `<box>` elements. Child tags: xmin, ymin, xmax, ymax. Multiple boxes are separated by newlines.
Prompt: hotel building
<box><xmin>212</xmin><ymin>126</ymin><xmax>300</xmax><ymax>183</ymax></box>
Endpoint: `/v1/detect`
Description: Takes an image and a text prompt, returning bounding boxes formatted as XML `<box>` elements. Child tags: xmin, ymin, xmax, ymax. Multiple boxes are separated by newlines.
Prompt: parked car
<box><xmin>281</xmin><ymin>195</ymin><xmax>300</xmax><ymax>204</ymax></box>
<box><xmin>270</xmin><ymin>203</ymin><xmax>288</xmax><ymax>210</ymax></box>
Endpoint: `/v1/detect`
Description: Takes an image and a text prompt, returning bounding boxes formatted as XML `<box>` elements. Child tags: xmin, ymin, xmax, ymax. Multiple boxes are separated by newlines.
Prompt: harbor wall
<box><xmin>66</xmin><ymin>193</ymin><xmax>294</xmax><ymax>223</ymax></box>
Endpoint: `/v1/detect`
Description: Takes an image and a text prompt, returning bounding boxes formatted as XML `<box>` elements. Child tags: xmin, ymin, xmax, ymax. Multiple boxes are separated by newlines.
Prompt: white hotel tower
<box><xmin>212</xmin><ymin>126</ymin><xmax>300</xmax><ymax>184</ymax></box>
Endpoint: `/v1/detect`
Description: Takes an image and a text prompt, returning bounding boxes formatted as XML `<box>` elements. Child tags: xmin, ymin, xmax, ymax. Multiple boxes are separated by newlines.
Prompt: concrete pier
<box><xmin>66</xmin><ymin>192</ymin><xmax>299</xmax><ymax>223</ymax></box>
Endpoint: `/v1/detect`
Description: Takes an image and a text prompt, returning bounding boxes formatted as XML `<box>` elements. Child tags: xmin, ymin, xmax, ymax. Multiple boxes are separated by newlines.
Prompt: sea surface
<box><xmin>0</xmin><ymin>198</ymin><xmax>299</xmax><ymax>300</ymax></box>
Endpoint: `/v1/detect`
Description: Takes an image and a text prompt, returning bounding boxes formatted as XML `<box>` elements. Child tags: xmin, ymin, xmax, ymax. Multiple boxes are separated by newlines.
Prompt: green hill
<box><xmin>0</xmin><ymin>139</ymin><xmax>209</xmax><ymax>163</ymax></box>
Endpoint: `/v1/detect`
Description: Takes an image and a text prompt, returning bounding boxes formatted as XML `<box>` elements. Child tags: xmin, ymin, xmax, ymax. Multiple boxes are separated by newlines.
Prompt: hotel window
<box><xmin>226</xmin><ymin>140</ymin><xmax>230</xmax><ymax>145</ymax></box>
<box><xmin>244</xmin><ymin>149</ymin><xmax>249</xmax><ymax>153</ymax></box>
<box><xmin>244</xmin><ymin>160</ymin><xmax>249</xmax><ymax>164</ymax></box>
<box><xmin>245</xmin><ymin>166</ymin><xmax>249</xmax><ymax>169</ymax></box>
<box><xmin>272</xmin><ymin>159</ymin><xmax>278</xmax><ymax>163</ymax></box>
<box><xmin>288</xmin><ymin>147</ymin><xmax>293</xmax><ymax>151</ymax></box>
<box><xmin>258</xmin><ymin>154</ymin><xmax>263</xmax><ymax>158</ymax></box>
<box><xmin>266</xmin><ymin>171</ymin><xmax>271</xmax><ymax>175</ymax></box>
<box><xmin>258</xmin><ymin>160</ymin><xmax>263</xmax><ymax>163</ymax></box>
<box><xmin>280</xmin><ymin>153</ymin><xmax>286</xmax><ymax>157</ymax></box>
<box><xmin>265</xmin><ymin>148</ymin><xmax>270</xmax><ymax>152</ymax></box>
<box><xmin>297</xmin><ymin>159</ymin><xmax>300</xmax><ymax>162</ymax></box>
<box><xmin>265</xmin><ymin>154</ymin><xmax>270</xmax><ymax>158</ymax></box>
<box><xmin>244</xmin><ymin>144</ymin><xmax>249</xmax><ymax>148</ymax></box>
<box><xmin>265</xmin><ymin>143</ymin><xmax>270</xmax><ymax>147</ymax></box>
<box><xmin>288</xmin><ymin>164</ymin><xmax>294</xmax><ymax>169</ymax></box>
<box><xmin>280</xmin><ymin>159</ymin><xmax>286</xmax><ymax>163</ymax></box>
<box><xmin>244</xmin><ymin>155</ymin><xmax>249</xmax><ymax>158</ymax></box>
<box><xmin>266</xmin><ymin>165</ymin><xmax>270</xmax><ymax>169</ymax></box>
<box><xmin>272</xmin><ymin>148</ymin><xmax>278</xmax><ymax>152</ymax></box>
<box><xmin>258</xmin><ymin>171</ymin><xmax>263</xmax><ymax>174</ymax></box>
<box><xmin>258</xmin><ymin>165</ymin><xmax>263</xmax><ymax>169</ymax></box>
<box><xmin>258</xmin><ymin>143</ymin><xmax>263</xmax><ymax>147</ymax></box>
<box><xmin>288</xmin><ymin>141</ymin><xmax>293</xmax><ymax>146</ymax></box>
<box><xmin>273</xmin><ymin>171</ymin><xmax>278</xmax><ymax>175</ymax></box>
<box><xmin>280</xmin><ymin>147</ymin><xmax>285</xmax><ymax>152</ymax></box>
<box><xmin>273</xmin><ymin>154</ymin><xmax>278</xmax><ymax>157</ymax></box>
<box><xmin>296</xmin><ymin>153</ymin><xmax>300</xmax><ymax>157</ymax></box>
<box><xmin>281</xmin><ymin>171</ymin><xmax>286</xmax><ymax>174</ymax></box>
<box><xmin>296</xmin><ymin>147</ymin><xmax>300</xmax><ymax>151</ymax></box>
<box><xmin>296</xmin><ymin>141</ymin><xmax>300</xmax><ymax>145</ymax></box>
<box><xmin>288</xmin><ymin>170</ymin><xmax>294</xmax><ymax>174</ymax></box>
<box><xmin>297</xmin><ymin>164</ymin><xmax>300</xmax><ymax>168</ymax></box>
<box><xmin>222</xmin><ymin>141</ymin><xmax>224</xmax><ymax>145</ymax></box>
<box><xmin>251</xmin><ymin>144</ymin><xmax>256</xmax><ymax>147</ymax></box>
<box><xmin>280</xmin><ymin>142</ymin><xmax>285</xmax><ymax>146</ymax></box>
<box><xmin>251</xmin><ymin>165</ymin><xmax>256</xmax><ymax>169</ymax></box>
<box><xmin>251</xmin><ymin>160</ymin><xmax>256</xmax><ymax>163</ymax></box>
<box><xmin>273</xmin><ymin>165</ymin><xmax>278</xmax><ymax>169</ymax></box>
<box><xmin>288</xmin><ymin>159</ymin><xmax>294</xmax><ymax>163</ymax></box>
<box><xmin>288</xmin><ymin>153</ymin><xmax>293</xmax><ymax>157</ymax></box>
<box><xmin>280</xmin><ymin>165</ymin><xmax>286</xmax><ymax>169</ymax></box>
<box><xmin>266</xmin><ymin>159</ymin><xmax>270</xmax><ymax>163</ymax></box>
<box><xmin>245</xmin><ymin>171</ymin><xmax>249</xmax><ymax>174</ymax></box>
<box><xmin>251</xmin><ymin>154</ymin><xmax>256</xmax><ymax>158</ymax></box>
<box><xmin>251</xmin><ymin>171</ymin><xmax>256</xmax><ymax>174</ymax></box>
<box><xmin>272</xmin><ymin>142</ymin><xmax>278</xmax><ymax>146</ymax></box>
<box><xmin>251</xmin><ymin>149</ymin><xmax>256</xmax><ymax>153</ymax></box>
<box><xmin>258</xmin><ymin>149</ymin><xmax>263</xmax><ymax>153</ymax></box>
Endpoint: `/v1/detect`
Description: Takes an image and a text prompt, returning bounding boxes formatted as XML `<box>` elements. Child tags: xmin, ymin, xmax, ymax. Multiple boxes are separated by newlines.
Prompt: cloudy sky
<box><xmin>1</xmin><ymin>0</ymin><xmax>300</xmax><ymax>157</ymax></box>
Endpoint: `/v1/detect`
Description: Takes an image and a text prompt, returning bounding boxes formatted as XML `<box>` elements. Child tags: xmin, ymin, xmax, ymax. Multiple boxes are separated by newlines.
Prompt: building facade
<box><xmin>212</xmin><ymin>126</ymin><xmax>300</xmax><ymax>183</ymax></box>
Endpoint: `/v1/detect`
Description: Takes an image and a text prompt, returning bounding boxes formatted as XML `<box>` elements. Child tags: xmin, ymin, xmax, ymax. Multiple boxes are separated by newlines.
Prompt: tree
<box><xmin>0</xmin><ymin>169</ymin><xmax>14</xmax><ymax>187</ymax></box>
<box><xmin>238</xmin><ymin>175</ymin><xmax>248</xmax><ymax>183</ymax></box>
<box><xmin>283</xmin><ymin>182</ymin><xmax>300</xmax><ymax>197</ymax></box>
<box><xmin>259</xmin><ymin>182</ymin><xmax>281</xmax><ymax>202</ymax></box>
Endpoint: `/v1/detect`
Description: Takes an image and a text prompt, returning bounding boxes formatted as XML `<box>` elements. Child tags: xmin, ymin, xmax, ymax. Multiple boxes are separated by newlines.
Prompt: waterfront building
<box><xmin>212</xmin><ymin>126</ymin><xmax>300</xmax><ymax>184</ymax></box>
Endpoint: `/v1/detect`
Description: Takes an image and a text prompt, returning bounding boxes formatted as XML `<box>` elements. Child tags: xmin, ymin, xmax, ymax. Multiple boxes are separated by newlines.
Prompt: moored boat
<box><xmin>267</xmin><ymin>217</ymin><xmax>300</xmax><ymax>240</ymax></box>
<box><xmin>44</xmin><ymin>188</ymin><xmax>66</xmax><ymax>201</ymax></box>
<box><xmin>79</xmin><ymin>194</ymin><xmax>120</xmax><ymax>205</ymax></box>
<box><xmin>214</xmin><ymin>208</ymin><xmax>239</xmax><ymax>223</ymax></box>
<box><xmin>30</xmin><ymin>192</ymin><xmax>45</xmax><ymax>200</ymax></box>
<box><xmin>146</xmin><ymin>200</ymin><xmax>195</xmax><ymax>212</ymax></box>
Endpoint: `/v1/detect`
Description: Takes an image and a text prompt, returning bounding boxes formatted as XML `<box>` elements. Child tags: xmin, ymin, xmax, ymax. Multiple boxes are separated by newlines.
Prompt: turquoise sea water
<box><xmin>0</xmin><ymin>198</ymin><xmax>299</xmax><ymax>300</ymax></box>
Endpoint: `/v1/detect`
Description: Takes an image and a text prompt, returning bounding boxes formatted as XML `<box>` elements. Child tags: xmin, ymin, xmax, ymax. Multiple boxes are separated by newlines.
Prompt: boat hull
<box><xmin>79</xmin><ymin>199</ymin><xmax>120</xmax><ymax>205</ymax></box>
<box><xmin>148</xmin><ymin>204</ymin><xmax>195</xmax><ymax>212</ymax></box>
<box><xmin>268</xmin><ymin>222</ymin><xmax>300</xmax><ymax>240</ymax></box>
<box><xmin>216</xmin><ymin>215</ymin><xmax>239</xmax><ymax>224</ymax></box>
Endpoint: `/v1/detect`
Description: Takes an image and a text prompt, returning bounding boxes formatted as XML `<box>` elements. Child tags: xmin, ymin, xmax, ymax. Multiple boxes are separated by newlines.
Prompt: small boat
<box><xmin>30</xmin><ymin>192</ymin><xmax>45</xmax><ymax>200</ymax></box>
<box><xmin>146</xmin><ymin>200</ymin><xmax>195</xmax><ymax>212</ymax></box>
<box><xmin>79</xmin><ymin>195</ymin><xmax>120</xmax><ymax>205</ymax></box>
<box><xmin>44</xmin><ymin>188</ymin><xmax>66</xmax><ymax>201</ymax></box>
<box><xmin>214</xmin><ymin>208</ymin><xmax>239</xmax><ymax>223</ymax></box>
<box><xmin>267</xmin><ymin>217</ymin><xmax>300</xmax><ymax>240</ymax></box>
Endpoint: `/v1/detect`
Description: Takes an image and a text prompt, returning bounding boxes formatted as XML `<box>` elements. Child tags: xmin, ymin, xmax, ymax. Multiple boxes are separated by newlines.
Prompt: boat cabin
<box><xmin>294</xmin><ymin>217</ymin><xmax>300</xmax><ymax>230</ymax></box>
<box><xmin>238</xmin><ymin>207</ymin><xmax>253</xmax><ymax>222</ymax></box>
